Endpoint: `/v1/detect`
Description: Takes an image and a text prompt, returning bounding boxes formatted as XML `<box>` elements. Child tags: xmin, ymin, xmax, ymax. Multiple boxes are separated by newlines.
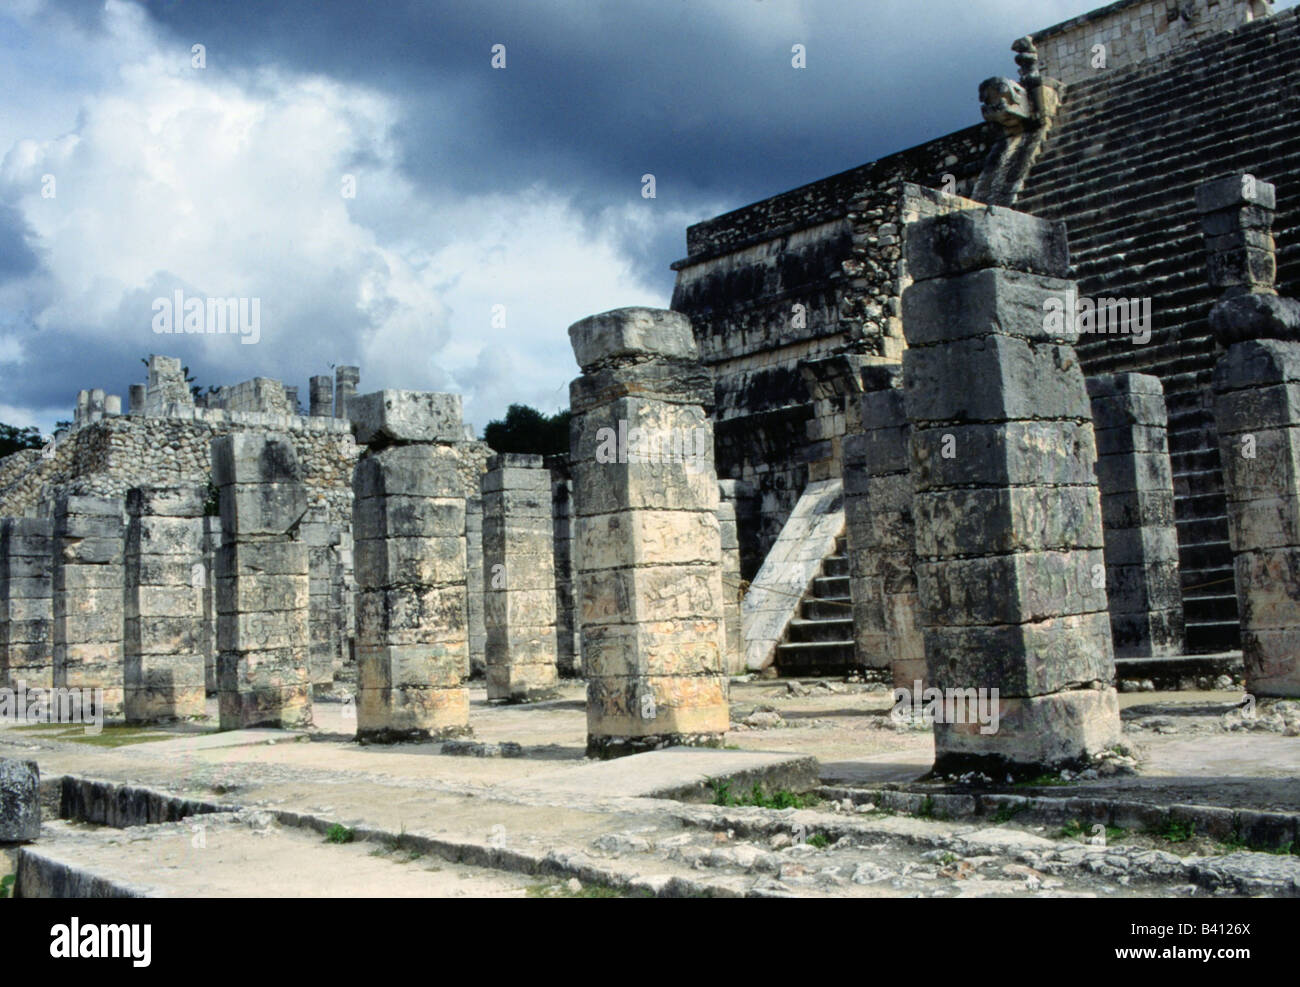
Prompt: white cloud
<box><xmin>0</xmin><ymin>0</ymin><xmax>695</xmax><ymax>433</ymax></box>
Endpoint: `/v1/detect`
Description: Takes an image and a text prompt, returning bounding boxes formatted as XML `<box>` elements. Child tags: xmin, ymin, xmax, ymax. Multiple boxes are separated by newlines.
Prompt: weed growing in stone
<box><xmin>710</xmin><ymin>779</ymin><xmax>817</xmax><ymax>809</ymax></box>
<box><xmin>325</xmin><ymin>823</ymin><xmax>355</xmax><ymax>844</ymax></box>
<box><xmin>991</xmin><ymin>802</ymin><xmax>1028</xmax><ymax>824</ymax></box>
<box><xmin>806</xmin><ymin>833</ymin><xmax>830</xmax><ymax>849</ymax></box>
<box><xmin>1153</xmin><ymin>818</ymin><xmax>1195</xmax><ymax>844</ymax></box>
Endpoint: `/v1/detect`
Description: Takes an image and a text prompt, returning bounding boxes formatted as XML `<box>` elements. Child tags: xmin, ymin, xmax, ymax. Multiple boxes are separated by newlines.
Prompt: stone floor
<box><xmin>2</xmin><ymin>679</ymin><xmax>1298</xmax><ymax>897</ymax></box>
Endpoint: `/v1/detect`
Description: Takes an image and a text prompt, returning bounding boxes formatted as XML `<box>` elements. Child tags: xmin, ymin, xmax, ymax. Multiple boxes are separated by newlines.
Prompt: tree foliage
<box><xmin>0</xmin><ymin>423</ymin><xmax>45</xmax><ymax>458</ymax></box>
<box><xmin>483</xmin><ymin>404</ymin><xmax>571</xmax><ymax>457</ymax></box>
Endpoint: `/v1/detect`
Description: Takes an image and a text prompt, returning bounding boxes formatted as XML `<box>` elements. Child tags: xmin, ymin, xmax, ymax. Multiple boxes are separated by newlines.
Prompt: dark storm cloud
<box><xmin>130</xmin><ymin>0</ymin><xmax>1073</xmax><ymax>266</ymax></box>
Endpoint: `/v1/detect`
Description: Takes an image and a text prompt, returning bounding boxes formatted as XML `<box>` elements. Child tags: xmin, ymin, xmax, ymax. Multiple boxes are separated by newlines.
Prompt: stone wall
<box><xmin>1032</xmin><ymin>0</ymin><xmax>1273</xmax><ymax>84</ymax></box>
<box><xmin>0</xmin><ymin>413</ymin><xmax>360</xmax><ymax>530</ymax></box>
<box><xmin>670</xmin><ymin>126</ymin><xmax>995</xmax><ymax>577</ymax></box>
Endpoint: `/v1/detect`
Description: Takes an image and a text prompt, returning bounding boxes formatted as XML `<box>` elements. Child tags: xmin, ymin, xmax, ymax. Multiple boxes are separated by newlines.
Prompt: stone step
<box><xmin>802</xmin><ymin>597</ymin><xmax>853</xmax><ymax>620</ymax></box>
<box><xmin>774</xmin><ymin>640</ymin><xmax>857</xmax><ymax>675</ymax></box>
<box><xmin>821</xmin><ymin>555</ymin><xmax>849</xmax><ymax>578</ymax></box>
<box><xmin>785</xmin><ymin>617</ymin><xmax>855</xmax><ymax>644</ymax></box>
<box><xmin>813</xmin><ymin>574</ymin><xmax>851</xmax><ymax>598</ymax></box>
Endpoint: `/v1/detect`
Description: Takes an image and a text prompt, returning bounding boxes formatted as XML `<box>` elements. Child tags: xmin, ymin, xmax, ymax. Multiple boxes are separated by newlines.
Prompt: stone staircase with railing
<box><xmin>774</xmin><ymin>534</ymin><xmax>857</xmax><ymax>676</ymax></box>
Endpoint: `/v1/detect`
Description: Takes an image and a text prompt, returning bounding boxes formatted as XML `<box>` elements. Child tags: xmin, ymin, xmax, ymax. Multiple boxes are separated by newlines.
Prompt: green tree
<box><xmin>0</xmin><ymin>422</ymin><xmax>45</xmax><ymax>458</ymax></box>
<box><xmin>483</xmin><ymin>404</ymin><xmax>571</xmax><ymax>457</ymax></box>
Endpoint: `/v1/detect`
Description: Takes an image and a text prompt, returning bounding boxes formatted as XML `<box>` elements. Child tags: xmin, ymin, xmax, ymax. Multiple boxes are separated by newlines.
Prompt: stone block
<box><xmin>904</xmin><ymin>335</ymin><xmax>1091</xmax><ymax>424</ymax></box>
<box><xmin>904</xmin><ymin>206</ymin><xmax>1069</xmax><ymax>283</ymax></box>
<box><xmin>0</xmin><ymin>759</ymin><xmax>40</xmax><ymax>842</ymax></box>
<box><xmin>567</xmin><ymin>307</ymin><xmax>697</xmax><ymax>370</ymax></box>
<box><xmin>902</xmin><ymin>268</ymin><xmax>1079</xmax><ymax>345</ymax></box>
<box><xmin>349</xmin><ymin>390</ymin><xmax>463</xmax><ymax>445</ymax></box>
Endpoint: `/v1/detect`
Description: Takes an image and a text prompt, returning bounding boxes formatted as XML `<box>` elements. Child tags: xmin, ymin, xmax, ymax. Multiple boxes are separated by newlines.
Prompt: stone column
<box><xmin>351</xmin><ymin>390</ymin><xmax>469</xmax><ymax>741</ymax></box>
<box><xmin>481</xmin><ymin>454</ymin><xmax>560</xmax><ymax>702</ymax></box>
<box><xmin>901</xmin><ymin>205</ymin><xmax>1119</xmax><ymax>777</ymax></box>
<box><xmin>843</xmin><ymin>365</ymin><xmax>926</xmax><ymax>688</ymax></box>
<box><xmin>1087</xmin><ymin>374</ymin><xmax>1184</xmax><ymax>657</ymax></box>
<box><xmin>302</xmin><ymin>505</ymin><xmax>338</xmax><ymax>692</ymax></box>
<box><xmin>464</xmin><ymin>493</ymin><xmax>487</xmax><ymax>678</ymax></box>
<box><xmin>717</xmin><ymin>481</ymin><xmax>745</xmax><ymax>675</ymax></box>
<box><xmin>546</xmin><ymin>454</ymin><xmax>581</xmax><ymax>677</ymax></box>
<box><xmin>53</xmin><ymin>496</ymin><xmax>125</xmax><ymax>718</ymax></box>
<box><xmin>309</xmin><ymin>375</ymin><xmax>334</xmax><ymax>417</ymax></box>
<box><xmin>212</xmin><ymin>433</ymin><xmax>313</xmax><ymax>730</ymax></box>
<box><xmin>124</xmin><ymin>486</ymin><xmax>206</xmax><ymax>722</ymax></box>
<box><xmin>334</xmin><ymin>366</ymin><xmax>360</xmax><ymax>420</ymax></box>
<box><xmin>569</xmin><ymin>307</ymin><xmax>727</xmax><ymax>757</ymax></box>
<box><xmin>1199</xmin><ymin>174</ymin><xmax>1300</xmax><ymax>697</ymax></box>
<box><xmin>200</xmin><ymin>515</ymin><xmax>221</xmax><ymax>694</ymax></box>
<box><xmin>0</xmin><ymin>519</ymin><xmax>54</xmax><ymax>691</ymax></box>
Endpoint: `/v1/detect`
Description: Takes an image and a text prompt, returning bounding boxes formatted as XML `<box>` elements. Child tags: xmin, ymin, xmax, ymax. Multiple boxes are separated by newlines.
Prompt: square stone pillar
<box><xmin>0</xmin><ymin>519</ymin><xmax>54</xmax><ymax>691</ymax></box>
<box><xmin>901</xmin><ymin>205</ymin><xmax>1120</xmax><ymax>777</ymax></box>
<box><xmin>717</xmin><ymin>480</ymin><xmax>747</xmax><ymax>676</ymax></box>
<box><xmin>1087</xmin><ymin>374</ymin><xmax>1184</xmax><ymax>657</ymax></box>
<box><xmin>124</xmin><ymin>485</ymin><xmax>206</xmax><ymax>722</ymax></box>
<box><xmin>1199</xmin><ymin>175</ymin><xmax>1300</xmax><ymax>697</ymax></box>
<box><xmin>464</xmin><ymin>493</ymin><xmax>487</xmax><ymax>678</ymax></box>
<box><xmin>351</xmin><ymin>390</ymin><xmax>470</xmax><ymax>741</ymax></box>
<box><xmin>842</xmin><ymin>364</ymin><xmax>926</xmax><ymax>688</ymax></box>
<box><xmin>568</xmin><ymin>307</ymin><xmax>728</xmax><ymax>757</ymax></box>
<box><xmin>200</xmin><ymin>515</ymin><xmax>221</xmax><ymax>695</ymax></box>
<box><xmin>302</xmin><ymin>505</ymin><xmax>338</xmax><ymax>691</ymax></box>
<box><xmin>334</xmin><ymin>366</ymin><xmax>360</xmax><ymax>420</ymax></box>
<box><xmin>546</xmin><ymin>454</ymin><xmax>581</xmax><ymax>677</ymax></box>
<box><xmin>212</xmin><ymin>433</ymin><xmax>313</xmax><ymax>730</ymax></box>
<box><xmin>309</xmin><ymin>375</ymin><xmax>334</xmax><ymax>417</ymax></box>
<box><xmin>482</xmin><ymin>453</ymin><xmax>560</xmax><ymax>701</ymax></box>
<box><xmin>52</xmin><ymin>496</ymin><xmax>125</xmax><ymax>718</ymax></box>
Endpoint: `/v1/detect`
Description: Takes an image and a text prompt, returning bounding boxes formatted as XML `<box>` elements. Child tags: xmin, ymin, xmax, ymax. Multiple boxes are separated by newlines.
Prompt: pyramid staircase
<box><xmin>1013</xmin><ymin>9</ymin><xmax>1300</xmax><ymax>652</ymax></box>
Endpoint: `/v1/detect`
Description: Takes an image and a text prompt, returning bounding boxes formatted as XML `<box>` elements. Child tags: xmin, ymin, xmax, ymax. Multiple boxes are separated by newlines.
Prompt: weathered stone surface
<box><xmin>902</xmin><ymin>268</ymin><xmax>1079</xmax><ymax>346</ymax></box>
<box><xmin>568</xmin><ymin>307</ymin><xmax>698</xmax><ymax>371</ymax></box>
<box><xmin>569</xmin><ymin>307</ymin><xmax>727</xmax><ymax>756</ymax></box>
<box><xmin>352</xmin><ymin>438</ymin><xmax>469</xmax><ymax>740</ymax></box>
<box><xmin>52</xmin><ymin>496</ymin><xmax>125</xmax><ymax>718</ymax></box>
<box><xmin>482</xmin><ymin>455</ymin><xmax>559</xmax><ymax>702</ymax></box>
<box><xmin>1088</xmin><ymin>374</ymin><xmax>1184</xmax><ymax>658</ymax></box>
<box><xmin>349</xmin><ymin>390</ymin><xmax>463</xmax><ymax>445</ymax></box>
<box><xmin>212</xmin><ymin>434</ymin><xmax>313</xmax><ymax>730</ymax></box>
<box><xmin>902</xmin><ymin>203</ymin><xmax>1118</xmax><ymax>773</ymax></box>
<box><xmin>0</xmin><ymin>759</ymin><xmax>40</xmax><ymax>842</ymax></box>
<box><xmin>124</xmin><ymin>488</ymin><xmax>206</xmax><ymax>722</ymax></box>
<box><xmin>0</xmin><ymin>518</ymin><xmax>53</xmax><ymax>691</ymax></box>
<box><xmin>932</xmin><ymin>687</ymin><xmax>1121</xmax><ymax>778</ymax></box>
<box><xmin>904</xmin><ymin>205</ymin><xmax>1069</xmax><ymax>283</ymax></box>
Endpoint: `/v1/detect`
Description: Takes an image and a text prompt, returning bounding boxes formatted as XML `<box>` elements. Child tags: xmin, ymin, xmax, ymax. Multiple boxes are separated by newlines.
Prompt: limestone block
<box><xmin>909</xmin><ymin>422</ymin><xmax>1098</xmax><ymax>491</ymax></box>
<box><xmin>902</xmin><ymin>269</ymin><xmax>1079</xmax><ymax>346</ymax></box>
<box><xmin>349</xmin><ymin>390</ymin><xmax>463</xmax><ymax>445</ymax></box>
<box><xmin>568</xmin><ymin>307</ymin><xmax>698</xmax><ymax>370</ymax></box>
<box><xmin>904</xmin><ymin>336</ymin><xmax>1091</xmax><ymax>424</ymax></box>
<box><xmin>904</xmin><ymin>206</ymin><xmax>1069</xmax><ymax>283</ymax></box>
<box><xmin>0</xmin><ymin>759</ymin><xmax>40</xmax><ymax>842</ymax></box>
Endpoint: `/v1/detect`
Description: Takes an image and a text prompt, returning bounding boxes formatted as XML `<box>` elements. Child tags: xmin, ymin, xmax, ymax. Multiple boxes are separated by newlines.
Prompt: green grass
<box><xmin>1152</xmin><ymin>818</ymin><xmax>1195</xmax><ymax>844</ymax></box>
<box><xmin>916</xmin><ymin>796</ymin><xmax>935</xmax><ymax>818</ymax></box>
<box><xmin>8</xmin><ymin>723</ymin><xmax>182</xmax><ymax>748</ymax></box>
<box><xmin>0</xmin><ymin>874</ymin><xmax>13</xmax><ymax>899</ymax></box>
<box><xmin>325</xmin><ymin>823</ymin><xmax>355</xmax><ymax>845</ymax></box>
<box><xmin>526</xmin><ymin>881</ymin><xmax>637</xmax><ymax>898</ymax></box>
<box><xmin>1056</xmin><ymin>819</ymin><xmax>1127</xmax><ymax>843</ymax></box>
<box><xmin>710</xmin><ymin>779</ymin><xmax>818</xmax><ymax>810</ymax></box>
<box><xmin>1220</xmin><ymin>834</ymin><xmax>1300</xmax><ymax>856</ymax></box>
<box><xmin>806</xmin><ymin>833</ymin><xmax>830</xmax><ymax>849</ymax></box>
<box><xmin>1013</xmin><ymin>773</ymin><xmax>1074</xmax><ymax>788</ymax></box>
<box><xmin>991</xmin><ymin>802</ymin><xmax>1028</xmax><ymax>824</ymax></box>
